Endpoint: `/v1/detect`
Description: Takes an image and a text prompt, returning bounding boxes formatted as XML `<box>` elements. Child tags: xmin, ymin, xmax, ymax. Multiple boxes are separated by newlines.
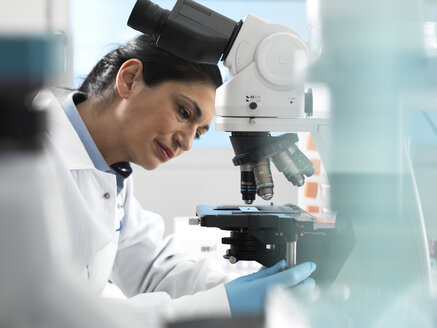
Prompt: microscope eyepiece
<box><xmin>127</xmin><ymin>0</ymin><xmax>170</xmax><ymax>38</ymax></box>
<box><xmin>128</xmin><ymin>0</ymin><xmax>239</xmax><ymax>64</ymax></box>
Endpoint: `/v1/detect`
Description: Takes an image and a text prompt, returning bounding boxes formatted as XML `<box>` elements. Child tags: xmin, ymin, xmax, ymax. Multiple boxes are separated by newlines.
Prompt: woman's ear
<box><xmin>116</xmin><ymin>59</ymin><xmax>144</xmax><ymax>98</ymax></box>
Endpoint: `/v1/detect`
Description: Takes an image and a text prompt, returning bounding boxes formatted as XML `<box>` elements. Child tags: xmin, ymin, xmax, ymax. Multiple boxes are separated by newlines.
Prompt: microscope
<box><xmin>128</xmin><ymin>0</ymin><xmax>353</xmax><ymax>283</ymax></box>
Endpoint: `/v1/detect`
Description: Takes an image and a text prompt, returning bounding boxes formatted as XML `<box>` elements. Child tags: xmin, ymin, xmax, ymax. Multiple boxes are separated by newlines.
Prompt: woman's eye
<box><xmin>195</xmin><ymin>132</ymin><xmax>201</xmax><ymax>140</ymax></box>
<box><xmin>178</xmin><ymin>106</ymin><xmax>190</xmax><ymax>120</ymax></box>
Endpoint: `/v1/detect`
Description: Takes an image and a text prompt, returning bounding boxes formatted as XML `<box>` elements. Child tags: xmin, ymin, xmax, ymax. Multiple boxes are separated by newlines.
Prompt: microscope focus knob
<box><xmin>229</xmin><ymin>256</ymin><xmax>238</xmax><ymax>264</ymax></box>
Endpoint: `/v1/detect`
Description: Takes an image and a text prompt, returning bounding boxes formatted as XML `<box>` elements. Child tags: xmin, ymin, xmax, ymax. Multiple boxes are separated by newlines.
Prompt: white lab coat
<box><xmin>37</xmin><ymin>90</ymin><xmax>231</xmax><ymax>326</ymax></box>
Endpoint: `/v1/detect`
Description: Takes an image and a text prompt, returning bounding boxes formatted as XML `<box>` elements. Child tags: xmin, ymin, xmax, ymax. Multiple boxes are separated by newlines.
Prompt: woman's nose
<box><xmin>174</xmin><ymin>129</ymin><xmax>195</xmax><ymax>152</ymax></box>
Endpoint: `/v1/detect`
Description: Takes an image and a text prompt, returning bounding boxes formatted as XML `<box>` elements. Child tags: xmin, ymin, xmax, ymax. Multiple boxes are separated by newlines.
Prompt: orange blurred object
<box><xmin>316</xmin><ymin>219</ymin><xmax>335</xmax><ymax>226</ymax></box>
<box><xmin>310</xmin><ymin>158</ymin><xmax>321</xmax><ymax>175</ymax></box>
<box><xmin>306</xmin><ymin>205</ymin><xmax>320</xmax><ymax>214</ymax></box>
<box><xmin>304</xmin><ymin>181</ymin><xmax>318</xmax><ymax>198</ymax></box>
<box><xmin>306</xmin><ymin>135</ymin><xmax>317</xmax><ymax>151</ymax></box>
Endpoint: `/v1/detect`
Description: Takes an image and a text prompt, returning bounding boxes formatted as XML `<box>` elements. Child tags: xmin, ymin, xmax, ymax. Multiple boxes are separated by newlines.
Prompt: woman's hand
<box><xmin>224</xmin><ymin>260</ymin><xmax>316</xmax><ymax>316</ymax></box>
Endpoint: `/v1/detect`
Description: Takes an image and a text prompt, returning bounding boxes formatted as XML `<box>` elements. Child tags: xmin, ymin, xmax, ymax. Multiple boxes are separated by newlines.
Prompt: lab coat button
<box><xmin>103</xmin><ymin>192</ymin><xmax>111</xmax><ymax>199</ymax></box>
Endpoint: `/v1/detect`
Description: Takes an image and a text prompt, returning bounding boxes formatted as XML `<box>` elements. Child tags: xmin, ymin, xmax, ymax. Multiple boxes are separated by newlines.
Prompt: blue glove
<box><xmin>225</xmin><ymin>260</ymin><xmax>316</xmax><ymax>316</ymax></box>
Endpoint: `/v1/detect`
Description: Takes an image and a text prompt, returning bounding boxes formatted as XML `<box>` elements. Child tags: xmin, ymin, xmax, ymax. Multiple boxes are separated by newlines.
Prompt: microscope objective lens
<box><xmin>261</xmin><ymin>193</ymin><xmax>273</xmax><ymax>201</ymax></box>
<box><xmin>240</xmin><ymin>165</ymin><xmax>256</xmax><ymax>204</ymax></box>
<box><xmin>273</xmin><ymin>147</ymin><xmax>313</xmax><ymax>187</ymax></box>
<box><xmin>253</xmin><ymin>158</ymin><xmax>274</xmax><ymax>200</ymax></box>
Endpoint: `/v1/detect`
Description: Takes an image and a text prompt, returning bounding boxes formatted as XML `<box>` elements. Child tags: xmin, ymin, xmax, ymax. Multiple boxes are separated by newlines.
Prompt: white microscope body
<box><xmin>215</xmin><ymin>14</ymin><xmax>328</xmax><ymax>135</ymax></box>
<box><xmin>213</xmin><ymin>13</ymin><xmax>329</xmax><ymax>205</ymax></box>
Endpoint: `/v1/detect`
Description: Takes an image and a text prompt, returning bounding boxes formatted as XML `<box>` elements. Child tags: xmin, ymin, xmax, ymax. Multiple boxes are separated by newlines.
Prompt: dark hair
<box><xmin>79</xmin><ymin>34</ymin><xmax>223</xmax><ymax>98</ymax></box>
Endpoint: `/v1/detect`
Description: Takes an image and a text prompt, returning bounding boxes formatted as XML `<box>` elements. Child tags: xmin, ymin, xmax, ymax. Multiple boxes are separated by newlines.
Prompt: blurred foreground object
<box><xmin>0</xmin><ymin>2</ymin><xmax>136</xmax><ymax>326</ymax></box>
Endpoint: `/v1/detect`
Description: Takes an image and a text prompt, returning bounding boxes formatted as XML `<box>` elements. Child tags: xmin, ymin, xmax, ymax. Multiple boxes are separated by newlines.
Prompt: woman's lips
<box><xmin>157</xmin><ymin>141</ymin><xmax>174</xmax><ymax>161</ymax></box>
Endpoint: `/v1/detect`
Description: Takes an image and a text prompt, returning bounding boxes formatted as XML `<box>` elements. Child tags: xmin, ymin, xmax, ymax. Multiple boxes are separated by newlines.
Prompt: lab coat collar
<box><xmin>37</xmin><ymin>89</ymin><xmax>95</xmax><ymax>171</ymax></box>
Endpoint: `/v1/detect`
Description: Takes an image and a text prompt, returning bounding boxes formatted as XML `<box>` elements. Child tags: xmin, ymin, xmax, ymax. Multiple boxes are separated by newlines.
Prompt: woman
<box><xmin>42</xmin><ymin>34</ymin><xmax>316</xmax><ymax>325</ymax></box>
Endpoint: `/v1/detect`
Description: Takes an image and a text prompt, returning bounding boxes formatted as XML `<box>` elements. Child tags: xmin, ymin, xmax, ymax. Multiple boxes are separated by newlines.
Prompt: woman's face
<box><xmin>118</xmin><ymin>80</ymin><xmax>216</xmax><ymax>170</ymax></box>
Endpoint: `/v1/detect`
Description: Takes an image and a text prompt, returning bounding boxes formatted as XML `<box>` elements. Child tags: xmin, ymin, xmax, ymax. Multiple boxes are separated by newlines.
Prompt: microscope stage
<box><xmin>196</xmin><ymin>204</ymin><xmax>316</xmax><ymax>231</ymax></box>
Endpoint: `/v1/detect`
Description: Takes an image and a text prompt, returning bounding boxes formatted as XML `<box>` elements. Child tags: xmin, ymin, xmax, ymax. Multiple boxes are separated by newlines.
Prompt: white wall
<box><xmin>0</xmin><ymin>0</ymin><xmax>50</xmax><ymax>33</ymax></box>
<box><xmin>132</xmin><ymin>147</ymin><xmax>299</xmax><ymax>236</ymax></box>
